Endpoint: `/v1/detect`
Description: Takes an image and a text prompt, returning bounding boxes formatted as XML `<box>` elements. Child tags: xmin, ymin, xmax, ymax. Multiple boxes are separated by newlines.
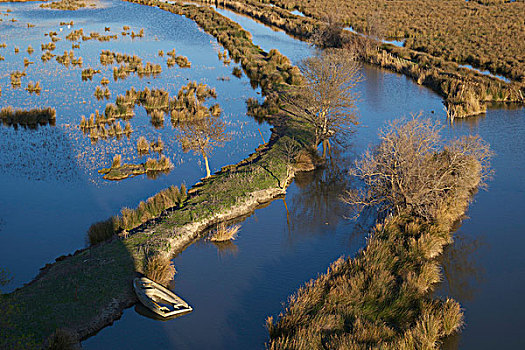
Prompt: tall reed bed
<box><xmin>126</xmin><ymin>0</ymin><xmax>304</xmax><ymax>119</ymax></box>
<box><xmin>189</xmin><ymin>0</ymin><xmax>524</xmax><ymax>117</ymax></box>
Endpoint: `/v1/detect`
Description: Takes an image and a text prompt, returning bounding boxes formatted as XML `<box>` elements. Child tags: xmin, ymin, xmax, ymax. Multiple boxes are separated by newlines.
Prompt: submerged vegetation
<box><xmin>267</xmin><ymin>117</ymin><xmax>492</xmax><ymax>349</ymax></box>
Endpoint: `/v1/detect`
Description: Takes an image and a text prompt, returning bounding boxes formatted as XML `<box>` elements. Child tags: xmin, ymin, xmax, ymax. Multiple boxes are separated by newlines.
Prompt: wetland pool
<box><xmin>0</xmin><ymin>1</ymin><xmax>524</xmax><ymax>349</ymax></box>
<box><xmin>0</xmin><ymin>0</ymin><xmax>271</xmax><ymax>290</ymax></box>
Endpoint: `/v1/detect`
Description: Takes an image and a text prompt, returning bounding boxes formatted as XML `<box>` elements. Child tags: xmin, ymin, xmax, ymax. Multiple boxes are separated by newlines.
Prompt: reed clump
<box><xmin>66</xmin><ymin>28</ymin><xmax>84</xmax><ymax>41</ymax></box>
<box><xmin>136</xmin><ymin>136</ymin><xmax>150</xmax><ymax>155</ymax></box>
<box><xmin>41</xmin><ymin>50</ymin><xmax>55</xmax><ymax>62</ymax></box>
<box><xmin>55</xmin><ymin>50</ymin><xmax>75</xmax><ymax>66</ymax></box>
<box><xmin>26</xmin><ymin>81</ymin><xmax>42</xmax><ymax>94</ymax></box>
<box><xmin>130</xmin><ymin>28</ymin><xmax>145</xmax><ymax>38</ymax></box>
<box><xmin>0</xmin><ymin>106</ymin><xmax>56</xmax><ymax>128</ymax></box>
<box><xmin>23</xmin><ymin>58</ymin><xmax>34</xmax><ymax>67</ymax></box>
<box><xmin>41</xmin><ymin>42</ymin><xmax>56</xmax><ymax>51</ymax></box>
<box><xmin>117</xmin><ymin>183</ymin><xmax>187</xmax><ymax>231</ymax></box>
<box><xmin>40</xmin><ymin>0</ymin><xmax>87</xmax><ymax>11</ymax></box>
<box><xmin>81</xmin><ymin>68</ymin><xmax>100</xmax><ymax>81</ymax></box>
<box><xmin>143</xmin><ymin>254</ymin><xmax>176</xmax><ymax>286</ymax></box>
<box><xmin>151</xmin><ymin>136</ymin><xmax>163</xmax><ymax>153</ymax></box>
<box><xmin>232</xmin><ymin>66</ymin><xmax>242</xmax><ymax>78</ymax></box>
<box><xmin>87</xmin><ymin>217</ymin><xmax>119</xmax><ymax>246</ymax></box>
<box><xmin>99</xmin><ymin>155</ymin><xmax>173</xmax><ymax>180</ymax></box>
<box><xmin>112</xmin><ymin>61</ymin><xmax>162</xmax><ymax>81</ymax></box>
<box><xmin>166</xmin><ymin>55</ymin><xmax>191</xmax><ymax>68</ymax></box>
<box><xmin>209</xmin><ymin>223</ymin><xmax>240</xmax><ymax>242</ymax></box>
<box><xmin>10</xmin><ymin>70</ymin><xmax>26</xmax><ymax>87</ymax></box>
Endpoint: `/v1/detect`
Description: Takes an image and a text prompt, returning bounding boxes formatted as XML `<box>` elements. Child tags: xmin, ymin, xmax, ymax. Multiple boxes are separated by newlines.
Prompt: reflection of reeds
<box><xmin>212</xmin><ymin>240</ymin><xmax>239</xmax><ymax>257</ymax></box>
<box><xmin>209</xmin><ymin>223</ymin><xmax>240</xmax><ymax>242</ymax></box>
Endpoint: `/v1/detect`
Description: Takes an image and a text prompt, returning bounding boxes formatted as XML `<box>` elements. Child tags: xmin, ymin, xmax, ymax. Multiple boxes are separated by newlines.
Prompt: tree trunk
<box><xmin>203</xmin><ymin>153</ymin><xmax>211</xmax><ymax>178</ymax></box>
<box><xmin>322</xmin><ymin>139</ymin><xmax>331</xmax><ymax>158</ymax></box>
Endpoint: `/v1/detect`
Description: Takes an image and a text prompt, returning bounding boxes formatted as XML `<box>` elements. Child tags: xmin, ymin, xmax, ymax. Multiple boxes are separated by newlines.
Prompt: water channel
<box><xmin>1</xmin><ymin>1</ymin><xmax>523</xmax><ymax>349</ymax></box>
<box><xmin>86</xmin><ymin>4</ymin><xmax>525</xmax><ymax>350</ymax></box>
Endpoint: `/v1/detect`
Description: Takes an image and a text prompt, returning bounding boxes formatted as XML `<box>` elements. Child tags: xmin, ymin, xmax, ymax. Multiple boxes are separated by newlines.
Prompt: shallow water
<box><xmin>2</xmin><ymin>1</ymin><xmax>524</xmax><ymax>349</ymax></box>
<box><xmin>86</xmin><ymin>5</ymin><xmax>525</xmax><ymax>349</ymax></box>
<box><xmin>0</xmin><ymin>0</ymin><xmax>271</xmax><ymax>290</ymax></box>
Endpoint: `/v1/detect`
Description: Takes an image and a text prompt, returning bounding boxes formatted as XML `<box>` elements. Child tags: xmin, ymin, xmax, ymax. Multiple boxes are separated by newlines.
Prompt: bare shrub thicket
<box><xmin>345</xmin><ymin>116</ymin><xmax>493</xmax><ymax>221</ymax></box>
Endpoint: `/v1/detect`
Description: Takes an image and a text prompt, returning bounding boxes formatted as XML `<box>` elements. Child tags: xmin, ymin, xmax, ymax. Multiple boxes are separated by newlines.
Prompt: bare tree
<box><xmin>310</xmin><ymin>12</ymin><xmax>346</xmax><ymax>49</ymax></box>
<box><xmin>280</xmin><ymin>48</ymin><xmax>360</xmax><ymax>157</ymax></box>
<box><xmin>176</xmin><ymin>114</ymin><xmax>230</xmax><ymax>178</ymax></box>
<box><xmin>345</xmin><ymin>116</ymin><xmax>493</xmax><ymax>221</ymax></box>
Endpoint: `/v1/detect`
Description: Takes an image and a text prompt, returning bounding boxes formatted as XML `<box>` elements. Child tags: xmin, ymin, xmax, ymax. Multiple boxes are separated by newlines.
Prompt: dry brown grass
<box><xmin>266</xmin><ymin>0</ymin><xmax>525</xmax><ymax>82</ymax></box>
<box><xmin>143</xmin><ymin>254</ymin><xmax>176</xmax><ymax>286</ymax></box>
<box><xmin>209</xmin><ymin>223</ymin><xmax>240</xmax><ymax>242</ymax></box>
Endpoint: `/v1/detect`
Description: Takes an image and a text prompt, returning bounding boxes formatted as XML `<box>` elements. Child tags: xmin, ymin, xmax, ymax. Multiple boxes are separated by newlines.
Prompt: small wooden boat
<box><xmin>133</xmin><ymin>277</ymin><xmax>193</xmax><ymax>318</ymax></box>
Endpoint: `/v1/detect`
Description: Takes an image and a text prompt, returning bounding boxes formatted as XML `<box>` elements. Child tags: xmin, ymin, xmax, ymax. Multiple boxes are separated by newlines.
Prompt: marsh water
<box><xmin>0</xmin><ymin>1</ymin><xmax>524</xmax><ymax>349</ymax></box>
<box><xmin>0</xmin><ymin>0</ymin><xmax>271</xmax><ymax>289</ymax></box>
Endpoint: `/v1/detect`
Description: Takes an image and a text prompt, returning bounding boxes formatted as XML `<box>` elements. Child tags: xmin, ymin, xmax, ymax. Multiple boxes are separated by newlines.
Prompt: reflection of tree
<box><xmin>287</xmin><ymin>145</ymin><xmax>353</xmax><ymax>235</ymax></box>
<box><xmin>439</xmin><ymin>231</ymin><xmax>484</xmax><ymax>350</ymax></box>
<box><xmin>439</xmin><ymin>233</ymin><xmax>485</xmax><ymax>303</ymax></box>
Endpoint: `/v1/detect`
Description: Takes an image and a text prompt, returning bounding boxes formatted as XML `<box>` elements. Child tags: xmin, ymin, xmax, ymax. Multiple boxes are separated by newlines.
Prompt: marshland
<box><xmin>1</xmin><ymin>1</ymin><xmax>524</xmax><ymax>350</ymax></box>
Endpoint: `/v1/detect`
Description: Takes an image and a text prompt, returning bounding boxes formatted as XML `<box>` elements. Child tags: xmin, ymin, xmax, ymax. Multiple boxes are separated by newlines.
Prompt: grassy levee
<box><xmin>266</xmin><ymin>147</ymin><xmax>485</xmax><ymax>347</ymax></box>
<box><xmin>0</xmin><ymin>120</ymin><xmax>314</xmax><ymax>349</ymax></box>
<box><xmin>193</xmin><ymin>0</ymin><xmax>525</xmax><ymax>117</ymax></box>
<box><xmin>0</xmin><ymin>2</ymin><xmax>315</xmax><ymax>348</ymax></box>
